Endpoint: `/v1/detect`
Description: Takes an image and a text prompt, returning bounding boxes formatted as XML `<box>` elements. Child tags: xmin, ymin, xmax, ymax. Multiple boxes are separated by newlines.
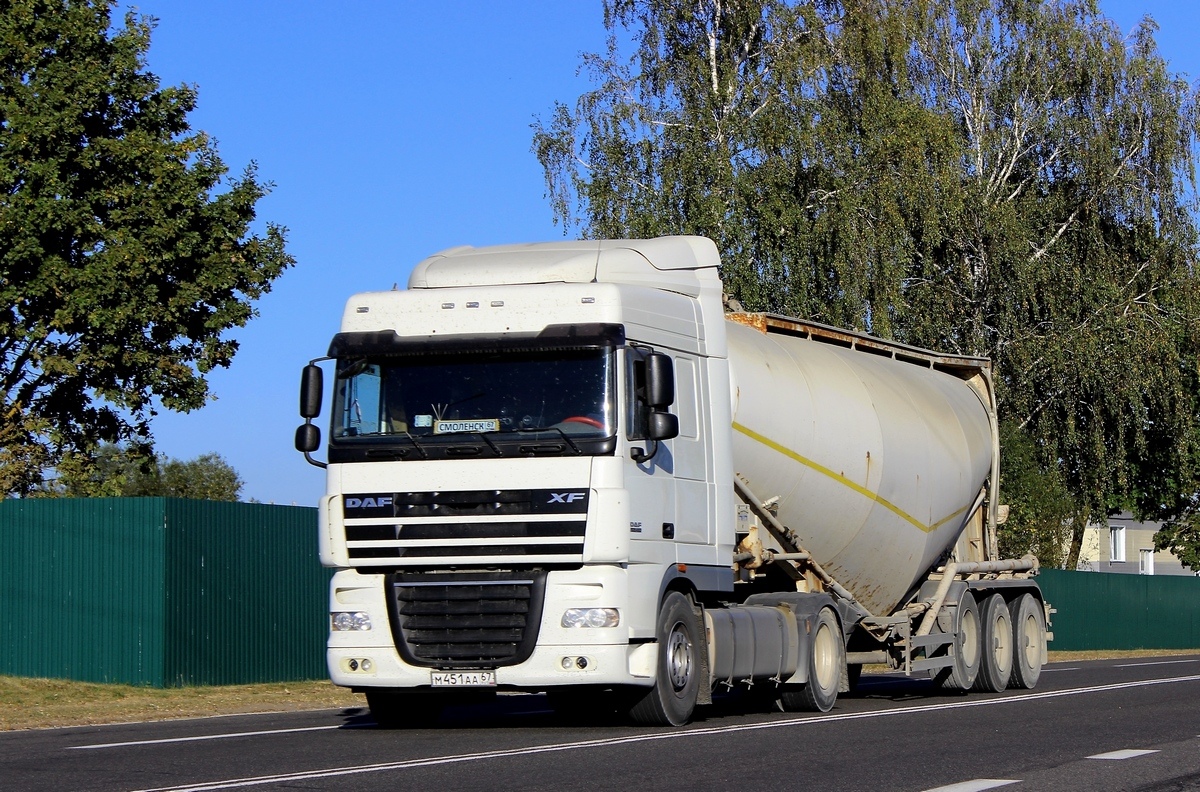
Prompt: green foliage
<box><xmin>38</xmin><ymin>443</ymin><xmax>244</xmax><ymax>501</ymax></box>
<box><xmin>1154</xmin><ymin>515</ymin><xmax>1200</xmax><ymax>571</ymax></box>
<box><xmin>0</xmin><ymin>0</ymin><xmax>294</xmax><ymax>494</ymax></box>
<box><xmin>996</xmin><ymin>419</ymin><xmax>1074</xmax><ymax>567</ymax></box>
<box><xmin>536</xmin><ymin>0</ymin><xmax>1200</xmax><ymax>566</ymax></box>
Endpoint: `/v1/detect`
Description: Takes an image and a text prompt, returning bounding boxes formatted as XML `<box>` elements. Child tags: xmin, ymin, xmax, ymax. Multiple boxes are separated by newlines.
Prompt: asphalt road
<box><xmin>4</xmin><ymin>655</ymin><xmax>1200</xmax><ymax>792</ymax></box>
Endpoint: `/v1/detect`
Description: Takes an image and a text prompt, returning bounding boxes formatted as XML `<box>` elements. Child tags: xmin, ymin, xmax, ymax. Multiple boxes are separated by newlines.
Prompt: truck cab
<box><xmin>297</xmin><ymin>237</ymin><xmax>735</xmax><ymax>724</ymax></box>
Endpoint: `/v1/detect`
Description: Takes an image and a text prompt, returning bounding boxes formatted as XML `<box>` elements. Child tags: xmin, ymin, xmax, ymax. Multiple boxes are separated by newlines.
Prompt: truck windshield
<box><xmin>328</xmin><ymin>347</ymin><xmax>616</xmax><ymax>460</ymax></box>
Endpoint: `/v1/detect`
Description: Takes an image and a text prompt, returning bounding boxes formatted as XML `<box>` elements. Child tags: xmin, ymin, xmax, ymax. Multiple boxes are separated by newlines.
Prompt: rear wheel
<box><xmin>628</xmin><ymin>591</ymin><xmax>704</xmax><ymax>726</ymax></box>
<box><xmin>934</xmin><ymin>593</ymin><xmax>981</xmax><ymax>691</ymax></box>
<box><xmin>1008</xmin><ymin>593</ymin><xmax>1046</xmax><ymax>689</ymax></box>
<box><xmin>973</xmin><ymin>593</ymin><xmax>1013</xmax><ymax>692</ymax></box>
<box><xmin>779</xmin><ymin>607</ymin><xmax>843</xmax><ymax>713</ymax></box>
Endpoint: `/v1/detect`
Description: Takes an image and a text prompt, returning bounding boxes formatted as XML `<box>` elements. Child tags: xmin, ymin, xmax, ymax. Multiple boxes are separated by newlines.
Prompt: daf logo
<box><xmin>548</xmin><ymin>492</ymin><xmax>586</xmax><ymax>504</ymax></box>
<box><xmin>345</xmin><ymin>496</ymin><xmax>393</xmax><ymax>509</ymax></box>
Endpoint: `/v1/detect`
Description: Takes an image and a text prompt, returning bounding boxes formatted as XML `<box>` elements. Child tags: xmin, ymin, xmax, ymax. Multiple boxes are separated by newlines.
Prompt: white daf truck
<box><xmin>295</xmin><ymin>236</ymin><xmax>1049</xmax><ymax>726</ymax></box>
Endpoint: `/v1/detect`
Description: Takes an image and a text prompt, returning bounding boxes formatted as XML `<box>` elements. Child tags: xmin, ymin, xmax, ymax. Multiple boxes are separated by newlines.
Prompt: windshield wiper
<box><xmin>471</xmin><ymin>431</ymin><xmax>504</xmax><ymax>457</ymax></box>
<box><xmin>402</xmin><ymin>432</ymin><xmax>429</xmax><ymax>460</ymax></box>
<box><xmin>513</xmin><ymin>426</ymin><xmax>582</xmax><ymax>455</ymax></box>
<box><xmin>427</xmin><ymin>430</ymin><xmax>505</xmax><ymax>457</ymax></box>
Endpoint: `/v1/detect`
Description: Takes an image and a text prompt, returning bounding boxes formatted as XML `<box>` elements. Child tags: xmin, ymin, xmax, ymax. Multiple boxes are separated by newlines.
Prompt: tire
<box><xmin>973</xmin><ymin>593</ymin><xmax>1014</xmax><ymax>692</ymax></box>
<box><xmin>628</xmin><ymin>591</ymin><xmax>705</xmax><ymax>726</ymax></box>
<box><xmin>933</xmin><ymin>593</ymin><xmax>981</xmax><ymax>691</ymax></box>
<box><xmin>1008</xmin><ymin>593</ymin><xmax>1046</xmax><ymax>689</ymax></box>
<box><xmin>779</xmin><ymin>607</ymin><xmax>843</xmax><ymax>713</ymax></box>
<box><xmin>365</xmin><ymin>688</ymin><xmax>444</xmax><ymax>729</ymax></box>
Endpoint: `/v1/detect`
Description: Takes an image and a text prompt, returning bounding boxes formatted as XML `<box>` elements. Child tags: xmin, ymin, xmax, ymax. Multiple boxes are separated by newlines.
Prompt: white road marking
<box><xmin>1040</xmin><ymin>667</ymin><xmax>1080</xmax><ymax>672</ymax></box>
<box><xmin>921</xmin><ymin>780</ymin><xmax>1019</xmax><ymax>792</ymax></box>
<box><xmin>1088</xmin><ymin>749</ymin><xmax>1160</xmax><ymax>760</ymax></box>
<box><xmin>122</xmin><ymin>672</ymin><xmax>1200</xmax><ymax>792</ymax></box>
<box><xmin>68</xmin><ymin>725</ymin><xmax>345</xmax><ymax>750</ymax></box>
<box><xmin>1114</xmin><ymin>659</ymin><xmax>1200</xmax><ymax>669</ymax></box>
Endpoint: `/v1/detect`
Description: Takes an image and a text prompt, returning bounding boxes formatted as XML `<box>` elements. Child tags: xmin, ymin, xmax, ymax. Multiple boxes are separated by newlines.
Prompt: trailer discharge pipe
<box><xmin>915</xmin><ymin>561</ymin><xmax>958</xmax><ymax>638</ymax></box>
<box><xmin>764</xmin><ymin>551</ymin><xmax>811</xmax><ymax>562</ymax></box>
<box><xmin>939</xmin><ymin>556</ymin><xmax>1039</xmax><ymax>575</ymax></box>
<box><xmin>733</xmin><ymin>477</ymin><xmax>869</xmax><ymax>618</ymax></box>
<box><xmin>913</xmin><ymin>488</ymin><xmax>991</xmax><ymax>637</ymax></box>
<box><xmin>915</xmin><ymin>554</ymin><xmax>1039</xmax><ymax>637</ymax></box>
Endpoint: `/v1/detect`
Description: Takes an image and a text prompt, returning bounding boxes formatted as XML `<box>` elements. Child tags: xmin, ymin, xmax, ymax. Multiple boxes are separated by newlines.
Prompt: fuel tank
<box><xmin>726</xmin><ymin>318</ymin><xmax>993</xmax><ymax>616</ymax></box>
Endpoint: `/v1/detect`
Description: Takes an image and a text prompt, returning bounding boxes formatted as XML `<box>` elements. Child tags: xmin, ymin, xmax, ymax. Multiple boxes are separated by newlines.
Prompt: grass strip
<box><xmin>0</xmin><ymin>676</ymin><xmax>362</xmax><ymax>731</ymax></box>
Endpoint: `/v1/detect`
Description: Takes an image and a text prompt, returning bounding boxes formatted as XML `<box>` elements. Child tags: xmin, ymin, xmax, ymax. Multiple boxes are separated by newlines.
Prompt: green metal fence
<box><xmin>0</xmin><ymin>498</ymin><xmax>330</xmax><ymax>686</ymax></box>
<box><xmin>5</xmin><ymin>497</ymin><xmax>1198</xmax><ymax>684</ymax></box>
<box><xmin>1037</xmin><ymin>568</ymin><xmax>1200</xmax><ymax>651</ymax></box>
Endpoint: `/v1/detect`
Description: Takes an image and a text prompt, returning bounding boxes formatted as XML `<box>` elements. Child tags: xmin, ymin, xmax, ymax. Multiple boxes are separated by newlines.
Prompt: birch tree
<box><xmin>535</xmin><ymin>0</ymin><xmax>1200</xmax><ymax>567</ymax></box>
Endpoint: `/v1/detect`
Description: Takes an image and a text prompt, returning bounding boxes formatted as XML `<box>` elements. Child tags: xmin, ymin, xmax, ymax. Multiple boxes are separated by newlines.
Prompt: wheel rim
<box><xmin>812</xmin><ymin>621</ymin><xmax>838</xmax><ymax>690</ymax></box>
<box><xmin>1021</xmin><ymin>613</ymin><xmax>1039</xmax><ymax>668</ymax></box>
<box><xmin>962</xmin><ymin>607</ymin><xmax>980</xmax><ymax>668</ymax></box>
<box><xmin>993</xmin><ymin>611</ymin><xmax>1012</xmax><ymax>674</ymax></box>
<box><xmin>666</xmin><ymin>621</ymin><xmax>693</xmax><ymax>691</ymax></box>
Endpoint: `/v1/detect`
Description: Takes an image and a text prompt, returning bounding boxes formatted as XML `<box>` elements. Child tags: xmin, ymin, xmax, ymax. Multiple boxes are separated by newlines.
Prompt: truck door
<box><xmin>624</xmin><ymin>347</ymin><xmax>675</xmax><ymax>553</ymax></box>
<box><xmin>671</xmin><ymin>355</ymin><xmax>712</xmax><ymax>546</ymax></box>
<box><xmin>623</xmin><ymin>348</ymin><xmax>712</xmax><ymax>553</ymax></box>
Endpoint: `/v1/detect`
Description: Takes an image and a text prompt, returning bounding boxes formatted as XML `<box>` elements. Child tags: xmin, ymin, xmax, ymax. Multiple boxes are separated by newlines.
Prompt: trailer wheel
<box><xmin>972</xmin><ymin>593</ymin><xmax>1013</xmax><ymax>692</ymax></box>
<box><xmin>1008</xmin><ymin>593</ymin><xmax>1045</xmax><ymax>689</ymax></box>
<box><xmin>934</xmin><ymin>593</ymin><xmax>981</xmax><ymax>691</ymax></box>
<box><xmin>779</xmin><ymin>607</ymin><xmax>843</xmax><ymax>713</ymax></box>
<box><xmin>365</xmin><ymin>688</ymin><xmax>443</xmax><ymax>729</ymax></box>
<box><xmin>629</xmin><ymin>591</ymin><xmax>703</xmax><ymax>726</ymax></box>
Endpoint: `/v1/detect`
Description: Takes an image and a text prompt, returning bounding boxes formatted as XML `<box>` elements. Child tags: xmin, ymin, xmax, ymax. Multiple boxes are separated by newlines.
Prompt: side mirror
<box><xmin>300</xmin><ymin>364</ymin><xmax>323</xmax><ymax>418</ymax></box>
<box><xmin>645</xmin><ymin>352</ymin><xmax>675</xmax><ymax>409</ymax></box>
<box><xmin>648</xmin><ymin>411</ymin><xmax>679</xmax><ymax>441</ymax></box>
<box><xmin>295</xmin><ymin>423</ymin><xmax>321</xmax><ymax>453</ymax></box>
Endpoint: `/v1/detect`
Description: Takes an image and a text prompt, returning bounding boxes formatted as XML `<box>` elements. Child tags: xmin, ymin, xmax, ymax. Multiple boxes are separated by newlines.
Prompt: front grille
<box><xmin>343</xmin><ymin>489</ymin><xmax>588</xmax><ymax>568</ymax></box>
<box><xmin>387</xmin><ymin>570</ymin><xmax>547</xmax><ymax>667</ymax></box>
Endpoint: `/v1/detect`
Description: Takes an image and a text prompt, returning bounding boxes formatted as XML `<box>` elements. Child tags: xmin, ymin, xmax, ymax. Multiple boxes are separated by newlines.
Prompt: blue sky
<box><xmin>130</xmin><ymin>1</ymin><xmax>1200</xmax><ymax>507</ymax></box>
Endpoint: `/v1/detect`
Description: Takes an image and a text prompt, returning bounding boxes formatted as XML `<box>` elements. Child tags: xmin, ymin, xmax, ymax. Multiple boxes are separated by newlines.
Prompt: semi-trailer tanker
<box><xmin>294</xmin><ymin>236</ymin><xmax>1050</xmax><ymax>726</ymax></box>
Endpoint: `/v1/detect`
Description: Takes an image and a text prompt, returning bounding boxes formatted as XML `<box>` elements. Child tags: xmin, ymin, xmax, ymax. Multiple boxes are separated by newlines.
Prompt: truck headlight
<box><xmin>331</xmin><ymin>611</ymin><xmax>372</xmax><ymax>631</ymax></box>
<box><xmin>561</xmin><ymin>608</ymin><xmax>620</xmax><ymax>628</ymax></box>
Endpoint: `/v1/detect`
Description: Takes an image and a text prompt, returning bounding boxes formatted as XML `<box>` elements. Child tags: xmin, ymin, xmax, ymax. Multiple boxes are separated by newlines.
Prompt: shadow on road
<box><xmin>339</xmin><ymin>671</ymin><xmax>954</xmax><ymax>731</ymax></box>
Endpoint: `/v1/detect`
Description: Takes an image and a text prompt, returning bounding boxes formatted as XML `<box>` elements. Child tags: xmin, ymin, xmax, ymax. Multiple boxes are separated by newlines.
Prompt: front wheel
<box><xmin>628</xmin><ymin>591</ymin><xmax>704</xmax><ymax>726</ymax></box>
<box><xmin>779</xmin><ymin>607</ymin><xmax>844</xmax><ymax>713</ymax></box>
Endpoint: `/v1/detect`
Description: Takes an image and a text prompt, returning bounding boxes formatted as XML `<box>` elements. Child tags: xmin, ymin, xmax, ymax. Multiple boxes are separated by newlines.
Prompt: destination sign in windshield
<box><xmin>434</xmin><ymin>419</ymin><xmax>500</xmax><ymax>434</ymax></box>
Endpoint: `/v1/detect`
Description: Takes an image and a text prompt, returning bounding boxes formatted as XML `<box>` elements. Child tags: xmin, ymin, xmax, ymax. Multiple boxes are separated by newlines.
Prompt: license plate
<box><xmin>430</xmin><ymin>670</ymin><xmax>497</xmax><ymax>687</ymax></box>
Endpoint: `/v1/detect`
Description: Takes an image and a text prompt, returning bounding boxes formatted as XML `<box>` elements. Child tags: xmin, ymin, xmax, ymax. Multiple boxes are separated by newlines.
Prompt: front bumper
<box><xmin>329</xmin><ymin>640</ymin><xmax>657</xmax><ymax>690</ymax></box>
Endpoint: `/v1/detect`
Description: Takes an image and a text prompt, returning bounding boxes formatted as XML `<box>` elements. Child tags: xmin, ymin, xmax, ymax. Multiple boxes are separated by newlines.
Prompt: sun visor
<box><xmin>328</xmin><ymin>323</ymin><xmax>626</xmax><ymax>357</ymax></box>
<box><xmin>408</xmin><ymin>242</ymin><xmax>603</xmax><ymax>288</ymax></box>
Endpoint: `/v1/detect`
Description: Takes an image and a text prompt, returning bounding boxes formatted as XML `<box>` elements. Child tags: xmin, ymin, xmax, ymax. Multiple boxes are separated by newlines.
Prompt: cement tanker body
<box><xmin>726</xmin><ymin>317</ymin><xmax>993</xmax><ymax>617</ymax></box>
<box><xmin>296</xmin><ymin>235</ymin><xmax>1050</xmax><ymax>728</ymax></box>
